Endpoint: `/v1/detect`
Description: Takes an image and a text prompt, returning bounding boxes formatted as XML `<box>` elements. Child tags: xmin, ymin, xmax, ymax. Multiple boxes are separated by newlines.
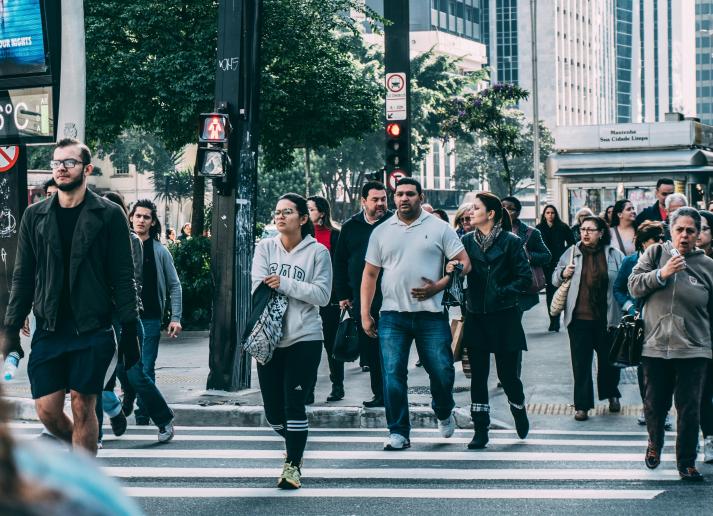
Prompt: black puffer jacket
<box><xmin>462</xmin><ymin>230</ymin><xmax>532</xmax><ymax>315</ymax></box>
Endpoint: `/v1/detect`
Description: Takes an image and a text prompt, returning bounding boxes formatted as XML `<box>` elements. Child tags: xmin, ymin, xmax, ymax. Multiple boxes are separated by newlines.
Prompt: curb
<box><xmin>5</xmin><ymin>397</ymin><xmax>511</xmax><ymax>430</ymax></box>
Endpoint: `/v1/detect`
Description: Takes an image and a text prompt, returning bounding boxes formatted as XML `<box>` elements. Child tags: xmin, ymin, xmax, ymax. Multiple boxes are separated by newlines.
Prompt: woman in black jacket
<box><xmin>536</xmin><ymin>205</ymin><xmax>576</xmax><ymax>331</ymax></box>
<box><xmin>457</xmin><ymin>192</ymin><xmax>532</xmax><ymax>450</ymax></box>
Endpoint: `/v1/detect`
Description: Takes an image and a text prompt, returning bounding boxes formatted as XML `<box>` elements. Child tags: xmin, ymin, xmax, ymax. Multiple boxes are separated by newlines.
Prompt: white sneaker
<box><xmin>383</xmin><ymin>433</ymin><xmax>410</xmax><ymax>450</ymax></box>
<box><xmin>704</xmin><ymin>436</ymin><xmax>713</xmax><ymax>464</ymax></box>
<box><xmin>158</xmin><ymin>422</ymin><xmax>175</xmax><ymax>443</ymax></box>
<box><xmin>438</xmin><ymin>413</ymin><xmax>455</xmax><ymax>438</ymax></box>
<box><xmin>637</xmin><ymin>410</ymin><xmax>646</xmax><ymax>426</ymax></box>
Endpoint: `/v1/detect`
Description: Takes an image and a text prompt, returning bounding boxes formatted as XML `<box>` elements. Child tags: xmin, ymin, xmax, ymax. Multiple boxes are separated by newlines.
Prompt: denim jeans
<box><xmin>139</xmin><ymin>318</ymin><xmax>162</xmax><ymax>382</ymax></box>
<box><xmin>378</xmin><ymin>311</ymin><xmax>455</xmax><ymax>438</ymax></box>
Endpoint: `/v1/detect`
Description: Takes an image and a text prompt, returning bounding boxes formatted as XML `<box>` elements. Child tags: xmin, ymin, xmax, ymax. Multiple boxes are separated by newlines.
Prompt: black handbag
<box><xmin>442</xmin><ymin>263</ymin><xmax>465</xmax><ymax>308</ymax></box>
<box><xmin>332</xmin><ymin>308</ymin><xmax>359</xmax><ymax>362</ymax></box>
<box><xmin>609</xmin><ymin>312</ymin><xmax>645</xmax><ymax>368</ymax></box>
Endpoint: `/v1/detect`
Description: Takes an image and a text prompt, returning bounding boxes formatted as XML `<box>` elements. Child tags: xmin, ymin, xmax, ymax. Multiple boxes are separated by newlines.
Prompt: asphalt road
<box><xmin>11</xmin><ymin>421</ymin><xmax>713</xmax><ymax>516</ymax></box>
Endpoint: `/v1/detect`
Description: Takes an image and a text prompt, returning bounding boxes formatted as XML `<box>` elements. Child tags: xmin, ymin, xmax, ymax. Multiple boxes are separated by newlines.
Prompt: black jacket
<box><xmin>462</xmin><ymin>230</ymin><xmax>532</xmax><ymax>315</ymax></box>
<box><xmin>4</xmin><ymin>190</ymin><xmax>138</xmax><ymax>333</ymax></box>
<box><xmin>333</xmin><ymin>210</ymin><xmax>393</xmax><ymax>311</ymax></box>
<box><xmin>635</xmin><ymin>201</ymin><xmax>665</xmax><ymax>226</ymax></box>
<box><xmin>536</xmin><ymin>221</ymin><xmax>576</xmax><ymax>267</ymax></box>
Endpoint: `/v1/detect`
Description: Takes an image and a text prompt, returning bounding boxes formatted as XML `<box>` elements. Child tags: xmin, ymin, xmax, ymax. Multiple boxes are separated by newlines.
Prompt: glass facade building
<box><xmin>616</xmin><ymin>0</ymin><xmax>634</xmax><ymax>122</ymax></box>
<box><xmin>696</xmin><ymin>0</ymin><xmax>713</xmax><ymax>125</ymax></box>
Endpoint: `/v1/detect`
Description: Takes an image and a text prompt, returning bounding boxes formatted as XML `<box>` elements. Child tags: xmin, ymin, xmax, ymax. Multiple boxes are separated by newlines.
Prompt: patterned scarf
<box><xmin>474</xmin><ymin>223</ymin><xmax>503</xmax><ymax>253</ymax></box>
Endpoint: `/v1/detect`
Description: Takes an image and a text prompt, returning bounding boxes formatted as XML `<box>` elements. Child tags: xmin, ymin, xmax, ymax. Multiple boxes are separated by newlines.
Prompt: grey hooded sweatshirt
<box><xmin>251</xmin><ymin>234</ymin><xmax>332</xmax><ymax>348</ymax></box>
<box><xmin>628</xmin><ymin>242</ymin><xmax>713</xmax><ymax>360</ymax></box>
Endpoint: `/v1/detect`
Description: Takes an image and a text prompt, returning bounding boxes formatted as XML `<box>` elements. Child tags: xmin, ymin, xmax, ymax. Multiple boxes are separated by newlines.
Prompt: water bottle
<box><xmin>2</xmin><ymin>352</ymin><xmax>20</xmax><ymax>381</ymax></box>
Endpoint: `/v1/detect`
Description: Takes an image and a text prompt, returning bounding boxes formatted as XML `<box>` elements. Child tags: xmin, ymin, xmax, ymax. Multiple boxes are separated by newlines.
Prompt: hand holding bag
<box><xmin>332</xmin><ymin>308</ymin><xmax>360</xmax><ymax>362</ymax></box>
<box><xmin>549</xmin><ymin>246</ymin><xmax>575</xmax><ymax>317</ymax></box>
<box><xmin>242</xmin><ymin>283</ymin><xmax>289</xmax><ymax>365</ymax></box>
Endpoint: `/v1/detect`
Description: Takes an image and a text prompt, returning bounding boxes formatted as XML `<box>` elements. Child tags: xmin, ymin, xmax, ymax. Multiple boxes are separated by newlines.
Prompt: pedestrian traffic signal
<box><xmin>385</xmin><ymin>122</ymin><xmax>407</xmax><ymax>170</ymax></box>
<box><xmin>196</xmin><ymin>112</ymin><xmax>232</xmax><ymax>178</ymax></box>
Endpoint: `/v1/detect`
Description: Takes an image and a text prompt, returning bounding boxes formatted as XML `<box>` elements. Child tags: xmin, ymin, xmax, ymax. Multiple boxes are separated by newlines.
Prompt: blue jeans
<box><xmin>139</xmin><ymin>318</ymin><xmax>162</xmax><ymax>382</ymax></box>
<box><xmin>378</xmin><ymin>311</ymin><xmax>455</xmax><ymax>439</ymax></box>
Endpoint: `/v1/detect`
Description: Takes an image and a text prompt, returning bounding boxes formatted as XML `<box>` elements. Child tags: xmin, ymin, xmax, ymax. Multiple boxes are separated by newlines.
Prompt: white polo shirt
<box><xmin>365</xmin><ymin>210</ymin><xmax>464</xmax><ymax>313</ymax></box>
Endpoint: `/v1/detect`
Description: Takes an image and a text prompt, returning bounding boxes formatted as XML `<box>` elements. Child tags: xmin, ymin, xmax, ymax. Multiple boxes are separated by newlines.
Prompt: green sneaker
<box><xmin>277</xmin><ymin>462</ymin><xmax>302</xmax><ymax>489</ymax></box>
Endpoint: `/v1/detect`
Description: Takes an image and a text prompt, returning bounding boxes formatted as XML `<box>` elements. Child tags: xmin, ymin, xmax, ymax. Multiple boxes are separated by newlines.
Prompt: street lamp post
<box><xmin>530</xmin><ymin>0</ymin><xmax>541</xmax><ymax>219</ymax></box>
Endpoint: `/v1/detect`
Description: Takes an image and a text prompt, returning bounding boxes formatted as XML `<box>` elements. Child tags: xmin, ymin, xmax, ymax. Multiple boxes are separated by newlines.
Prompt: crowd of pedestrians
<box><xmin>3</xmin><ymin>145</ymin><xmax>713</xmax><ymax>496</ymax></box>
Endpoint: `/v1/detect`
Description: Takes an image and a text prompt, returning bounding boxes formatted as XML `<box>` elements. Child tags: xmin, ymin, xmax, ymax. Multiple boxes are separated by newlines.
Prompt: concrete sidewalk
<box><xmin>3</xmin><ymin>298</ymin><xmax>643</xmax><ymax>428</ymax></box>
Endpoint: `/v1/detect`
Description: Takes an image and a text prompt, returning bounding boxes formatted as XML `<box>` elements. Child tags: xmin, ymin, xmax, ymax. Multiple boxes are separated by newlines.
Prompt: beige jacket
<box><xmin>628</xmin><ymin>242</ymin><xmax>713</xmax><ymax>360</ymax></box>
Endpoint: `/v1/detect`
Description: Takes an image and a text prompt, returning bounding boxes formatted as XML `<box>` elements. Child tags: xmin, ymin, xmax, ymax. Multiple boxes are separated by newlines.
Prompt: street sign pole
<box><xmin>384</xmin><ymin>0</ymin><xmax>410</xmax><ymax>178</ymax></box>
<box><xmin>207</xmin><ymin>0</ymin><xmax>263</xmax><ymax>391</ymax></box>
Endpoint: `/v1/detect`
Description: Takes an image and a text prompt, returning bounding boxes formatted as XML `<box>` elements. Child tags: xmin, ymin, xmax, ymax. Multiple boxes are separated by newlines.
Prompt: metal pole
<box><xmin>530</xmin><ymin>0</ymin><xmax>541</xmax><ymax>219</ymax></box>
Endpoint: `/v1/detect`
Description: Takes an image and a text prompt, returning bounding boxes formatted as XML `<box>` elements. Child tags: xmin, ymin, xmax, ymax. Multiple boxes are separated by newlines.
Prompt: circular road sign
<box><xmin>388</xmin><ymin>169</ymin><xmax>407</xmax><ymax>191</ymax></box>
<box><xmin>0</xmin><ymin>146</ymin><xmax>19</xmax><ymax>173</ymax></box>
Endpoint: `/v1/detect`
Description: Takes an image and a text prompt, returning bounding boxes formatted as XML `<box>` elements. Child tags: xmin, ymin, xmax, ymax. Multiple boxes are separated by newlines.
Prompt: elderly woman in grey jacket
<box><xmin>553</xmin><ymin>216</ymin><xmax>624</xmax><ymax>422</ymax></box>
<box><xmin>629</xmin><ymin>207</ymin><xmax>713</xmax><ymax>482</ymax></box>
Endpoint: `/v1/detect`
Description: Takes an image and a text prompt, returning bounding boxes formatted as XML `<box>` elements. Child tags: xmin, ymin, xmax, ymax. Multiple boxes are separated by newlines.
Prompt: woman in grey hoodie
<box><xmin>629</xmin><ymin>207</ymin><xmax>713</xmax><ymax>481</ymax></box>
<box><xmin>251</xmin><ymin>193</ymin><xmax>332</xmax><ymax>490</ymax></box>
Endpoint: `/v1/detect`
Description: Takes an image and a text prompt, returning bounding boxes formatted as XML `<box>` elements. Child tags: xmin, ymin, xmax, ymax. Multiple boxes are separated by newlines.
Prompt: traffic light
<box><xmin>385</xmin><ymin>121</ymin><xmax>408</xmax><ymax>172</ymax></box>
<box><xmin>196</xmin><ymin>112</ymin><xmax>232</xmax><ymax>178</ymax></box>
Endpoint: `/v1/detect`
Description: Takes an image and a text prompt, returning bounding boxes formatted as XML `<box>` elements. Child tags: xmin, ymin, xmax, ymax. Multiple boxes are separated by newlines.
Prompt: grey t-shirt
<box><xmin>365</xmin><ymin>210</ymin><xmax>464</xmax><ymax>313</ymax></box>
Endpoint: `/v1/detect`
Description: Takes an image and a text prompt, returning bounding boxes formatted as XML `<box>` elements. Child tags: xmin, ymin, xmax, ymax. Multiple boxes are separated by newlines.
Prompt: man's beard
<box><xmin>56</xmin><ymin>175</ymin><xmax>84</xmax><ymax>192</ymax></box>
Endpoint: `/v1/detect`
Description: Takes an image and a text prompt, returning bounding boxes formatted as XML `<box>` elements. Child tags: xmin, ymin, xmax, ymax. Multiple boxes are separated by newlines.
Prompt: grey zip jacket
<box><xmin>628</xmin><ymin>242</ymin><xmax>713</xmax><ymax>360</ymax></box>
<box><xmin>252</xmin><ymin>235</ymin><xmax>332</xmax><ymax>348</ymax></box>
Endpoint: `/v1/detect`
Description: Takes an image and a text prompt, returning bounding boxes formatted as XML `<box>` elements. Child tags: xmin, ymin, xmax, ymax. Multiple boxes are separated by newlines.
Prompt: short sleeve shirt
<box><xmin>365</xmin><ymin>210</ymin><xmax>464</xmax><ymax>313</ymax></box>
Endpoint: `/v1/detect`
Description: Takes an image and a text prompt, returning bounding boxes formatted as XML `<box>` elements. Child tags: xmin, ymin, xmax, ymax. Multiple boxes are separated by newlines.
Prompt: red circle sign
<box><xmin>0</xmin><ymin>146</ymin><xmax>19</xmax><ymax>173</ymax></box>
<box><xmin>386</xmin><ymin>74</ymin><xmax>405</xmax><ymax>93</ymax></box>
<box><xmin>388</xmin><ymin>169</ymin><xmax>407</xmax><ymax>191</ymax></box>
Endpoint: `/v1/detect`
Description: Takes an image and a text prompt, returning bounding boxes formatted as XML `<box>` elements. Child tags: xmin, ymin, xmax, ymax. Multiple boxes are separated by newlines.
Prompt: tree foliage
<box><xmin>441</xmin><ymin>83</ymin><xmax>531</xmax><ymax>195</ymax></box>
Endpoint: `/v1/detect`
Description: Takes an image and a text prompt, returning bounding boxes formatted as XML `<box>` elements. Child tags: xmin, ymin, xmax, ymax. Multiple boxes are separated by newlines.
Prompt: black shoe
<box><xmin>645</xmin><ymin>442</ymin><xmax>661</xmax><ymax>469</ymax></box>
<box><xmin>122</xmin><ymin>396</ymin><xmax>135</xmax><ymax>417</ymax></box>
<box><xmin>361</xmin><ymin>366</ymin><xmax>370</xmax><ymax>372</ymax></box>
<box><xmin>608</xmin><ymin>397</ymin><xmax>621</xmax><ymax>413</ymax></box>
<box><xmin>135</xmin><ymin>416</ymin><xmax>151</xmax><ymax>426</ymax></box>
<box><xmin>305</xmin><ymin>392</ymin><xmax>315</xmax><ymax>406</ymax></box>
<box><xmin>110</xmin><ymin>410</ymin><xmax>128</xmax><ymax>437</ymax></box>
<box><xmin>679</xmin><ymin>467</ymin><xmax>704</xmax><ymax>482</ymax></box>
<box><xmin>510</xmin><ymin>405</ymin><xmax>529</xmax><ymax>439</ymax></box>
<box><xmin>468</xmin><ymin>411</ymin><xmax>490</xmax><ymax>449</ymax></box>
<box><xmin>363</xmin><ymin>397</ymin><xmax>384</xmax><ymax>408</ymax></box>
<box><xmin>326</xmin><ymin>385</ymin><xmax>344</xmax><ymax>402</ymax></box>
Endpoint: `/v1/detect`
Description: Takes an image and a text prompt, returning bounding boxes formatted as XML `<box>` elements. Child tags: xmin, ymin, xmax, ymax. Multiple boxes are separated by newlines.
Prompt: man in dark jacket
<box><xmin>0</xmin><ymin>138</ymin><xmax>139</xmax><ymax>455</ymax></box>
<box><xmin>333</xmin><ymin>181</ymin><xmax>392</xmax><ymax>407</ymax></box>
<box><xmin>635</xmin><ymin>178</ymin><xmax>675</xmax><ymax>226</ymax></box>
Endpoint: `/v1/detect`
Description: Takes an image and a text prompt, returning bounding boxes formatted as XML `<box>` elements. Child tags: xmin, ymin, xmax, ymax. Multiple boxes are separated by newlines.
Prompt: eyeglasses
<box><xmin>579</xmin><ymin>228</ymin><xmax>600</xmax><ymax>234</ymax></box>
<box><xmin>50</xmin><ymin>159</ymin><xmax>84</xmax><ymax>169</ymax></box>
<box><xmin>461</xmin><ymin>217</ymin><xmax>471</xmax><ymax>222</ymax></box>
<box><xmin>273</xmin><ymin>208</ymin><xmax>296</xmax><ymax>218</ymax></box>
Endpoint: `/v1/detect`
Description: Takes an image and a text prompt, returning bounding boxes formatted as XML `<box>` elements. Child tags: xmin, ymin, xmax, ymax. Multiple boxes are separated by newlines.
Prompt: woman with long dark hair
<box><xmin>252</xmin><ymin>193</ymin><xmax>332</xmax><ymax>489</ymax></box>
<box><xmin>536</xmin><ymin>204</ymin><xmax>576</xmax><ymax>332</ymax></box>
<box><xmin>553</xmin><ymin>216</ymin><xmax>624</xmax><ymax>422</ymax></box>
<box><xmin>306</xmin><ymin>195</ymin><xmax>343</xmax><ymax>403</ymax></box>
<box><xmin>609</xmin><ymin>199</ymin><xmax>637</xmax><ymax>255</ymax></box>
<box><xmin>458</xmin><ymin>192</ymin><xmax>532</xmax><ymax>449</ymax></box>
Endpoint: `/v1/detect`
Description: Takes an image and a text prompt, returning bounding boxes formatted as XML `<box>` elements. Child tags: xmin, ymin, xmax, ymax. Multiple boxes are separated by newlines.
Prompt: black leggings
<box><xmin>467</xmin><ymin>347</ymin><xmax>525</xmax><ymax>407</ymax></box>
<box><xmin>257</xmin><ymin>341</ymin><xmax>322</xmax><ymax>464</ymax></box>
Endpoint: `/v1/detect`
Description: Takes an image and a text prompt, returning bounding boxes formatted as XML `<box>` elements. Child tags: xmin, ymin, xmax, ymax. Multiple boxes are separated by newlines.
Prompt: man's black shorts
<box><xmin>27</xmin><ymin>325</ymin><xmax>116</xmax><ymax>399</ymax></box>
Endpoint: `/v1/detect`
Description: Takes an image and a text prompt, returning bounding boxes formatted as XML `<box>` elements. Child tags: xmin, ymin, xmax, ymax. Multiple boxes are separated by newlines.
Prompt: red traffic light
<box><xmin>386</xmin><ymin>122</ymin><xmax>402</xmax><ymax>138</ymax></box>
<box><xmin>199</xmin><ymin>113</ymin><xmax>230</xmax><ymax>143</ymax></box>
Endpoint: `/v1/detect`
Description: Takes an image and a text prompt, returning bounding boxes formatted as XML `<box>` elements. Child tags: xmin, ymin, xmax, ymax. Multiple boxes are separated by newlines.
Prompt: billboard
<box><xmin>0</xmin><ymin>0</ymin><xmax>49</xmax><ymax>78</ymax></box>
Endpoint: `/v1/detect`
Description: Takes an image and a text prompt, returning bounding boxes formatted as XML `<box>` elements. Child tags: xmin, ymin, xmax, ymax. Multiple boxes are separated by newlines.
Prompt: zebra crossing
<box><xmin>10</xmin><ymin>422</ymin><xmax>710</xmax><ymax>512</ymax></box>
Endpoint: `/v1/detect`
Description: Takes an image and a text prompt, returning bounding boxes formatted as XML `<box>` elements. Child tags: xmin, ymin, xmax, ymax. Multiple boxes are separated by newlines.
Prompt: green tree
<box><xmin>441</xmin><ymin>83</ymin><xmax>530</xmax><ymax>195</ymax></box>
<box><xmin>454</xmin><ymin>116</ymin><xmax>554</xmax><ymax>198</ymax></box>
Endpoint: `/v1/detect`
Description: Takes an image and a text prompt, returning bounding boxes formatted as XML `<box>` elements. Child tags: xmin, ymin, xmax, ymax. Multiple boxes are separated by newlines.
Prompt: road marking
<box><xmin>123</xmin><ymin>487</ymin><xmax>664</xmax><ymax>500</ymax></box>
<box><xmin>98</xmin><ymin>448</ymin><xmax>699</xmax><ymax>462</ymax></box>
<box><xmin>86</xmin><ymin>434</ymin><xmax>662</xmax><ymax>447</ymax></box>
<box><xmin>105</xmin><ymin>466</ymin><xmax>681</xmax><ymax>481</ymax></box>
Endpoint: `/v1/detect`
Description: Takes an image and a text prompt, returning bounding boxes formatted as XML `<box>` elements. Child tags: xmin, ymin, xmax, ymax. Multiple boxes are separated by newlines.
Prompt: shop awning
<box><xmin>548</xmin><ymin>149</ymin><xmax>713</xmax><ymax>176</ymax></box>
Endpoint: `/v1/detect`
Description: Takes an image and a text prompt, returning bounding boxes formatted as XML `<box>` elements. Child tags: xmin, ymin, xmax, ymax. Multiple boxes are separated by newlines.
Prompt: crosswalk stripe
<box><xmin>98</xmin><ymin>448</ymin><xmax>698</xmax><ymax>462</ymax></box>
<box><xmin>87</xmin><ymin>434</ymin><xmax>662</xmax><ymax>447</ymax></box>
<box><xmin>104</xmin><ymin>466</ymin><xmax>681</xmax><ymax>481</ymax></box>
<box><xmin>123</xmin><ymin>487</ymin><xmax>664</xmax><ymax>500</ymax></box>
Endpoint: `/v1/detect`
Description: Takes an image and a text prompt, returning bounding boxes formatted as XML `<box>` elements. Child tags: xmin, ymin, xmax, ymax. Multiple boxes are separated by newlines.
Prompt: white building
<box><xmin>696</xmin><ymin>0</ymin><xmax>713</xmax><ymax>125</ymax></box>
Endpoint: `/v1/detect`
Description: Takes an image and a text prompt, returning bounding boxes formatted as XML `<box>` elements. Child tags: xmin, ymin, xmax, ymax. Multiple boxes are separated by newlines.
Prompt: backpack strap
<box><xmin>614</xmin><ymin>227</ymin><xmax>626</xmax><ymax>254</ymax></box>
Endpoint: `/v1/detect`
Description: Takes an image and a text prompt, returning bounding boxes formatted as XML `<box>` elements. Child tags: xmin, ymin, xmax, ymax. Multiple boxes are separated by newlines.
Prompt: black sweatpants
<box><xmin>643</xmin><ymin>357</ymin><xmax>708</xmax><ymax>469</ymax></box>
<box><xmin>467</xmin><ymin>347</ymin><xmax>525</xmax><ymax>407</ymax></box>
<box><xmin>257</xmin><ymin>341</ymin><xmax>322</xmax><ymax>464</ymax></box>
<box><xmin>567</xmin><ymin>319</ymin><xmax>621</xmax><ymax>411</ymax></box>
<box><xmin>319</xmin><ymin>304</ymin><xmax>344</xmax><ymax>387</ymax></box>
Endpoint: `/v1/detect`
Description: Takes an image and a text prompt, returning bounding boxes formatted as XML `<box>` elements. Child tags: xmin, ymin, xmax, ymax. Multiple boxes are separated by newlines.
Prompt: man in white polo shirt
<box><xmin>361</xmin><ymin>178</ymin><xmax>471</xmax><ymax>450</ymax></box>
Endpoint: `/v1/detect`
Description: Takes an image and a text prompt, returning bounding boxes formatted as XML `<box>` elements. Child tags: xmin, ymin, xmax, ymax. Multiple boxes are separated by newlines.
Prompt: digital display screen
<box><xmin>0</xmin><ymin>0</ymin><xmax>48</xmax><ymax>77</ymax></box>
<box><xmin>0</xmin><ymin>86</ymin><xmax>53</xmax><ymax>142</ymax></box>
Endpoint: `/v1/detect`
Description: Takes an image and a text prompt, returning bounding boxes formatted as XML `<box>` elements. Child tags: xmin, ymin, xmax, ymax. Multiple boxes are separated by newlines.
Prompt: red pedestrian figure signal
<box><xmin>199</xmin><ymin>113</ymin><xmax>230</xmax><ymax>143</ymax></box>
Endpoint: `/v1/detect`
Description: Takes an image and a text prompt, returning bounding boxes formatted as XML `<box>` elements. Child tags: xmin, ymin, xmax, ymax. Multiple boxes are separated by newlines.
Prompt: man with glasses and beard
<box><xmin>0</xmin><ymin>138</ymin><xmax>139</xmax><ymax>455</ymax></box>
<box><xmin>334</xmin><ymin>181</ymin><xmax>393</xmax><ymax>407</ymax></box>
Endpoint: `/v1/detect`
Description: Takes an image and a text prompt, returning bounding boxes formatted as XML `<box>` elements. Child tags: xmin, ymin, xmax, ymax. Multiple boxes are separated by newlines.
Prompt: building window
<box><xmin>433</xmin><ymin>140</ymin><xmax>441</xmax><ymax>190</ymax></box>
